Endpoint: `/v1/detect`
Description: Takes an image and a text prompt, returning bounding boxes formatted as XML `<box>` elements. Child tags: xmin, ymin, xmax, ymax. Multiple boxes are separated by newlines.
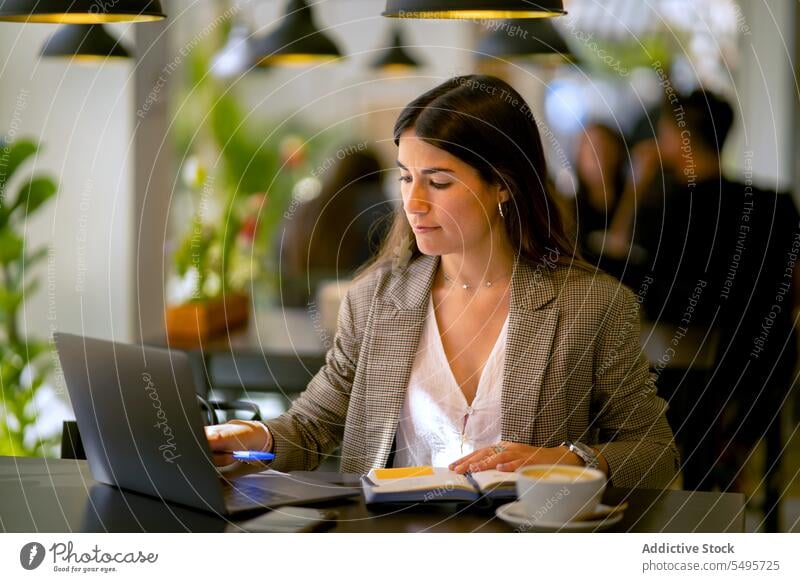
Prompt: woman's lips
<box><xmin>413</xmin><ymin>226</ymin><xmax>440</xmax><ymax>233</ymax></box>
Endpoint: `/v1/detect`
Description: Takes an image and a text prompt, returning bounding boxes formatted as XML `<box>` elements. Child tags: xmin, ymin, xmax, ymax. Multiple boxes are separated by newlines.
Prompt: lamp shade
<box><xmin>0</xmin><ymin>0</ymin><xmax>165</xmax><ymax>23</ymax></box>
<box><xmin>476</xmin><ymin>19</ymin><xmax>573</xmax><ymax>63</ymax></box>
<box><xmin>371</xmin><ymin>27</ymin><xmax>422</xmax><ymax>70</ymax></box>
<box><xmin>41</xmin><ymin>24</ymin><xmax>132</xmax><ymax>60</ymax></box>
<box><xmin>252</xmin><ymin>0</ymin><xmax>342</xmax><ymax>67</ymax></box>
<box><xmin>383</xmin><ymin>0</ymin><xmax>565</xmax><ymax>19</ymax></box>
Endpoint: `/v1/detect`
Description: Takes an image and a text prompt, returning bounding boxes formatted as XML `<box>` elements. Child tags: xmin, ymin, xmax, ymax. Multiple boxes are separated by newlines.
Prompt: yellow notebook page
<box><xmin>370</xmin><ymin>466</ymin><xmax>435</xmax><ymax>480</ymax></box>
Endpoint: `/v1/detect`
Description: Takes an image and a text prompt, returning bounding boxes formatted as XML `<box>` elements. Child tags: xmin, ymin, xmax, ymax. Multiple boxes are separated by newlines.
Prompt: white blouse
<box><xmin>393</xmin><ymin>295</ymin><xmax>509</xmax><ymax>468</ymax></box>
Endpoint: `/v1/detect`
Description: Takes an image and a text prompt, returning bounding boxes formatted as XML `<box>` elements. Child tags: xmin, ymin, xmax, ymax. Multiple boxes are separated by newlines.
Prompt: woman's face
<box><xmin>397</xmin><ymin>129</ymin><xmax>508</xmax><ymax>257</ymax></box>
<box><xmin>576</xmin><ymin>126</ymin><xmax>621</xmax><ymax>188</ymax></box>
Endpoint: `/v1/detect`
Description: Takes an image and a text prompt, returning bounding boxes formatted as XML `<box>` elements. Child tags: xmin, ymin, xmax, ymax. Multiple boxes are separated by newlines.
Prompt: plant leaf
<box><xmin>0</xmin><ymin>139</ymin><xmax>38</xmax><ymax>195</ymax></box>
<box><xmin>24</xmin><ymin>246</ymin><xmax>49</xmax><ymax>269</ymax></box>
<box><xmin>12</xmin><ymin>177</ymin><xmax>57</xmax><ymax>218</ymax></box>
<box><xmin>0</xmin><ymin>229</ymin><xmax>23</xmax><ymax>264</ymax></box>
<box><xmin>0</xmin><ymin>287</ymin><xmax>24</xmax><ymax>313</ymax></box>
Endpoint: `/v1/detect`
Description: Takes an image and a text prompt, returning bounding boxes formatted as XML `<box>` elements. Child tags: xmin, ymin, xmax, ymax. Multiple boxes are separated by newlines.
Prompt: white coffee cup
<box><xmin>515</xmin><ymin>464</ymin><xmax>607</xmax><ymax>523</ymax></box>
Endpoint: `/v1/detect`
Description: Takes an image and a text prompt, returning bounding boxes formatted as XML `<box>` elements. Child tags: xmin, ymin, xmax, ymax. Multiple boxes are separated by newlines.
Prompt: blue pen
<box><xmin>231</xmin><ymin>451</ymin><xmax>276</xmax><ymax>462</ymax></box>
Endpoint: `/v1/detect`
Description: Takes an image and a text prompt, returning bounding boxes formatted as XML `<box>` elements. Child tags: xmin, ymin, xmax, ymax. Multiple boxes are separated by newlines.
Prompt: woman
<box><xmin>207</xmin><ymin>75</ymin><xmax>679</xmax><ymax>489</ymax></box>
<box><xmin>572</xmin><ymin>122</ymin><xmax>627</xmax><ymax>263</ymax></box>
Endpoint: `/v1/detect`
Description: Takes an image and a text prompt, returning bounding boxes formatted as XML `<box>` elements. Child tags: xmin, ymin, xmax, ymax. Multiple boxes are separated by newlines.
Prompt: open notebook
<box><xmin>362</xmin><ymin>466</ymin><xmax>519</xmax><ymax>504</ymax></box>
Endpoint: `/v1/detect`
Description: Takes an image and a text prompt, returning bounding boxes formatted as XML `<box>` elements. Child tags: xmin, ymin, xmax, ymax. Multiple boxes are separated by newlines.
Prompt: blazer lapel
<box><xmin>362</xmin><ymin>254</ymin><xmax>439</xmax><ymax>468</ymax></box>
<box><xmin>500</xmin><ymin>258</ymin><xmax>560</xmax><ymax>446</ymax></box>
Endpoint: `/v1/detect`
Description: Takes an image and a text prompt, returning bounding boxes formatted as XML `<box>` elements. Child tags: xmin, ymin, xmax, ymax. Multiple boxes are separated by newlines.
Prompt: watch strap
<box><xmin>561</xmin><ymin>440</ymin><xmax>599</xmax><ymax>470</ymax></box>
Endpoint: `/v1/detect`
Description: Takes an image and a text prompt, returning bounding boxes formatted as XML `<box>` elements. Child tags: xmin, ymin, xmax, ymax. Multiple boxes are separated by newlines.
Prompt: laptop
<box><xmin>53</xmin><ymin>332</ymin><xmax>360</xmax><ymax>516</ymax></box>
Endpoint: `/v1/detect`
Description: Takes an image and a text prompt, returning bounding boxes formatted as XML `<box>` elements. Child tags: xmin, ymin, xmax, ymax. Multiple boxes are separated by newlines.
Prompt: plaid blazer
<box><xmin>264</xmin><ymin>253</ymin><xmax>680</xmax><ymax>489</ymax></box>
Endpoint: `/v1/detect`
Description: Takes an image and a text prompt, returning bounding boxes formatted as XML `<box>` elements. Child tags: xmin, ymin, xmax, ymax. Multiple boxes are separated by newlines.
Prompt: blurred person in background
<box><xmin>279</xmin><ymin>145</ymin><xmax>393</xmax><ymax>307</ymax></box>
<box><xmin>623</xmin><ymin>89</ymin><xmax>799</xmax><ymax>504</ymax></box>
<box><xmin>601</xmin><ymin>110</ymin><xmax>665</xmax><ymax>266</ymax></box>
<box><xmin>572</xmin><ymin>122</ymin><xmax>629</xmax><ymax>279</ymax></box>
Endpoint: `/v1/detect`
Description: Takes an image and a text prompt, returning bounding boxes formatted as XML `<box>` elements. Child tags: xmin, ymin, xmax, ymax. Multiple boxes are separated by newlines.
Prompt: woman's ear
<box><xmin>496</xmin><ymin>182</ymin><xmax>511</xmax><ymax>204</ymax></box>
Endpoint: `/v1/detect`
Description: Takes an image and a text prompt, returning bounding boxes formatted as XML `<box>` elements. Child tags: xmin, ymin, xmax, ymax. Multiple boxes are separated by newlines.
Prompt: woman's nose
<box><xmin>404</xmin><ymin>181</ymin><xmax>429</xmax><ymax>215</ymax></box>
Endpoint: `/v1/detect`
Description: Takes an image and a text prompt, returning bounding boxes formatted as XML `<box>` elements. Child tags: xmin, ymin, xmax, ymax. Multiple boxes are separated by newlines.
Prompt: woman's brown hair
<box><xmin>355</xmin><ymin>74</ymin><xmax>588</xmax><ymax>281</ymax></box>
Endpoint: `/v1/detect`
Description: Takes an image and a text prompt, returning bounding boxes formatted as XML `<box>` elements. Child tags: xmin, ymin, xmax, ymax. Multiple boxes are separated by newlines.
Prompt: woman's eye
<box><xmin>398</xmin><ymin>175</ymin><xmax>412</xmax><ymax>183</ymax></box>
<box><xmin>430</xmin><ymin>181</ymin><xmax>451</xmax><ymax>190</ymax></box>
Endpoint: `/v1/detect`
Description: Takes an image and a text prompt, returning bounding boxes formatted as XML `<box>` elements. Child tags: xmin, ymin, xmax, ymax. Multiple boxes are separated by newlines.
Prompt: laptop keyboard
<box><xmin>221</xmin><ymin>473</ymin><xmax>362</xmax><ymax>514</ymax></box>
<box><xmin>223</xmin><ymin>480</ymin><xmax>297</xmax><ymax>512</ymax></box>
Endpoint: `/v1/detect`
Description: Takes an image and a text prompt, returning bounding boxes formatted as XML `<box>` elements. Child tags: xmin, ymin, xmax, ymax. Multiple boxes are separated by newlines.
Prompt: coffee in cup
<box><xmin>515</xmin><ymin>464</ymin><xmax>606</xmax><ymax>523</ymax></box>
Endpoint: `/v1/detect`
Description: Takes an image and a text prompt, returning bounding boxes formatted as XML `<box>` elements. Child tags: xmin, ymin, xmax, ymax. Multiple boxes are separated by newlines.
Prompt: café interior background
<box><xmin>0</xmin><ymin>0</ymin><xmax>798</xmax><ymax>532</ymax></box>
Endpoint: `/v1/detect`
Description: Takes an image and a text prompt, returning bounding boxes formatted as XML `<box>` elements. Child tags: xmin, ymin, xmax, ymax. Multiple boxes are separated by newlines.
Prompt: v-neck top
<box><xmin>393</xmin><ymin>295</ymin><xmax>510</xmax><ymax>468</ymax></box>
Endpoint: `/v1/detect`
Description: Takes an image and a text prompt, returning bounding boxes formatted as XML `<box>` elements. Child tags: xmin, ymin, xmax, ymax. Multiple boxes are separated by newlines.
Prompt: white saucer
<box><xmin>495</xmin><ymin>501</ymin><xmax>624</xmax><ymax>532</ymax></box>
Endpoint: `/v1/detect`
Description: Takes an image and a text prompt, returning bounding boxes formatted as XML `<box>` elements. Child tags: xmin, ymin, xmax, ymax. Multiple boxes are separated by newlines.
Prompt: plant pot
<box><xmin>165</xmin><ymin>292</ymin><xmax>250</xmax><ymax>345</ymax></box>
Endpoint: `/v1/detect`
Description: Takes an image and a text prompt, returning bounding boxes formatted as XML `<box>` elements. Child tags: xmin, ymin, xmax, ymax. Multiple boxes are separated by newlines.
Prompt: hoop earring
<box><xmin>498</xmin><ymin>202</ymin><xmax>505</xmax><ymax>219</ymax></box>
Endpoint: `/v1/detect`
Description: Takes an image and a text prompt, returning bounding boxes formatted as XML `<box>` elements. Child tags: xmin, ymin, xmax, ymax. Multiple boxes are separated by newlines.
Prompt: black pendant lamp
<box><xmin>383</xmin><ymin>0</ymin><xmax>565</xmax><ymax>19</ymax></box>
<box><xmin>476</xmin><ymin>19</ymin><xmax>573</xmax><ymax>63</ymax></box>
<box><xmin>252</xmin><ymin>0</ymin><xmax>342</xmax><ymax>67</ymax></box>
<box><xmin>0</xmin><ymin>0</ymin><xmax>165</xmax><ymax>23</ymax></box>
<box><xmin>41</xmin><ymin>24</ymin><xmax>132</xmax><ymax>61</ymax></box>
<box><xmin>371</xmin><ymin>26</ymin><xmax>422</xmax><ymax>70</ymax></box>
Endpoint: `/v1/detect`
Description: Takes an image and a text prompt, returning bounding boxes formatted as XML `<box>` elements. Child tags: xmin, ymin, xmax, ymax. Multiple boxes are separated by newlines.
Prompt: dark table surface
<box><xmin>0</xmin><ymin>456</ymin><xmax>745</xmax><ymax>533</ymax></box>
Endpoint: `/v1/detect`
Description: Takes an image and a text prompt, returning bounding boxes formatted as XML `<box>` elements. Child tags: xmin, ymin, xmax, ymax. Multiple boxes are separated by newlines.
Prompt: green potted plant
<box><xmin>166</xmin><ymin>65</ymin><xmax>303</xmax><ymax>343</ymax></box>
<box><xmin>0</xmin><ymin>137</ymin><xmax>58</xmax><ymax>456</ymax></box>
<box><xmin>166</xmin><ymin>23</ymin><xmax>334</xmax><ymax>344</ymax></box>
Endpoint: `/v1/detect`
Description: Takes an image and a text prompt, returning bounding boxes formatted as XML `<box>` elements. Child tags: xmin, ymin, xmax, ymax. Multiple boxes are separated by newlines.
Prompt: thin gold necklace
<box><xmin>442</xmin><ymin>271</ymin><xmax>510</xmax><ymax>290</ymax></box>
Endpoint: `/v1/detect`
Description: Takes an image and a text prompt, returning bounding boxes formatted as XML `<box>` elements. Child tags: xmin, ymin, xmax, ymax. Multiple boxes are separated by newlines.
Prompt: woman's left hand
<box><xmin>449</xmin><ymin>441</ymin><xmax>582</xmax><ymax>473</ymax></box>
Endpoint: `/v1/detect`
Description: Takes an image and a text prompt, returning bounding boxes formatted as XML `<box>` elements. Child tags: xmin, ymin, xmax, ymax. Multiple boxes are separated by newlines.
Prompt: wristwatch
<box><xmin>560</xmin><ymin>440</ymin><xmax>599</xmax><ymax>470</ymax></box>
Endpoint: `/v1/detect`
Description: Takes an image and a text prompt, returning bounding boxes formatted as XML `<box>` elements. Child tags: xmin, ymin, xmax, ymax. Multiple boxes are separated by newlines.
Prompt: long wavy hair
<box><xmin>355</xmin><ymin>74</ymin><xmax>588</xmax><ymax>281</ymax></box>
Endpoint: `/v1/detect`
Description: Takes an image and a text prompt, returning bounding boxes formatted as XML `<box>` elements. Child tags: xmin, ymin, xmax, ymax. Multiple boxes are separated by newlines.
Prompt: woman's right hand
<box><xmin>204</xmin><ymin>420</ymin><xmax>273</xmax><ymax>467</ymax></box>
